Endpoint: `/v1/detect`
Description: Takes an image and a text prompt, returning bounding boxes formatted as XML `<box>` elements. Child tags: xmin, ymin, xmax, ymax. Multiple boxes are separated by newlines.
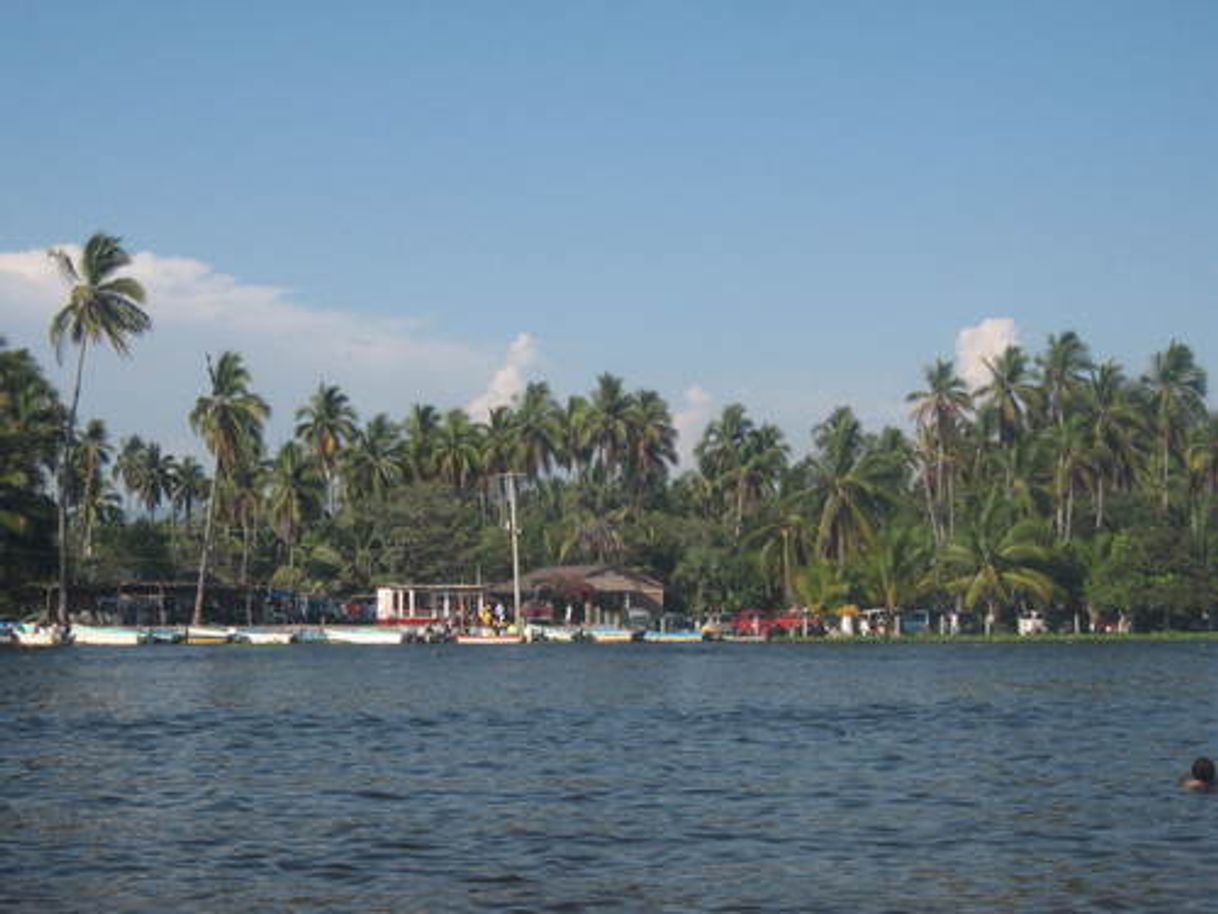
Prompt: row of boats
<box><xmin>4</xmin><ymin>622</ymin><xmax>710</xmax><ymax>648</ymax></box>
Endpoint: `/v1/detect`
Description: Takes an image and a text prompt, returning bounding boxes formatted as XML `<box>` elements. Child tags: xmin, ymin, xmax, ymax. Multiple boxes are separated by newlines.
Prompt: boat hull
<box><xmin>584</xmin><ymin>627</ymin><xmax>640</xmax><ymax>644</ymax></box>
<box><xmin>455</xmin><ymin>634</ymin><xmax>524</xmax><ymax>645</ymax></box>
<box><xmin>12</xmin><ymin>625</ymin><xmax>69</xmax><ymax>648</ymax></box>
<box><xmin>235</xmin><ymin>630</ymin><xmax>295</xmax><ymax>645</ymax></box>
<box><xmin>323</xmin><ymin>628</ymin><xmax>404</xmax><ymax>645</ymax></box>
<box><xmin>642</xmin><ymin>631</ymin><xmax>705</xmax><ymax>644</ymax></box>
<box><xmin>183</xmin><ymin>627</ymin><xmax>235</xmax><ymax>645</ymax></box>
<box><xmin>71</xmin><ymin>626</ymin><xmax>148</xmax><ymax>646</ymax></box>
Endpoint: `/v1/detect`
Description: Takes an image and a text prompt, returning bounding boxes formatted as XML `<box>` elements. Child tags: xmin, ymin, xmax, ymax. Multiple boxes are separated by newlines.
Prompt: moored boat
<box><xmin>183</xmin><ymin>626</ymin><xmax>235</xmax><ymax>645</ymax></box>
<box><xmin>323</xmin><ymin>626</ymin><xmax>404</xmax><ymax>645</ymax></box>
<box><xmin>12</xmin><ymin>623</ymin><xmax>70</xmax><ymax>648</ymax></box>
<box><xmin>234</xmin><ymin>629</ymin><xmax>295</xmax><ymax>645</ymax></box>
<box><xmin>641</xmin><ymin>630</ymin><xmax>705</xmax><ymax>644</ymax></box>
<box><xmin>71</xmin><ymin>625</ymin><xmax>149</xmax><ymax>646</ymax></box>
<box><xmin>584</xmin><ymin>626</ymin><xmax>640</xmax><ymax>644</ymax></box>
<box><xmin>455</xmin><ymin>629</ymin><xmax>524</xmax><ymax>645</ymax></box>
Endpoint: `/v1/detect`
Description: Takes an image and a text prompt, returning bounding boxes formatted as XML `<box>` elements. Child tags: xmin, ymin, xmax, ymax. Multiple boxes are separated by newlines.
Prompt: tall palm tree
<box><xmin>907</xmin><ymin>358</ymin><xmax>972</xmax><ymax>542</ymax></box>
<box><xmin>624</xmin><ymin>389</ymin><xmax>678</xmax><ymax>504</ymax></box>
<box><xmin>976</xmin><ymin>346</ymin><xmax>1038</xmax><ymax>492</ymax></box>
<box><xmin>190</xmin><ymin>352</ymin><xmax>269</xmax><ymax>625</ymax></box>
<box><xmin>696</xmin><ymin>404</ymin><xmax>757</xmax><ymax>535</ymax></box>
<box><xmin>1036</xmin><ymin>331</ymin><xmax>1092</xmax><ymax>430</ymax></box>
<box><xmin>47</xmin><ymin>232</ymin><xmax>149</xmax><ymax>622</ymax></box>
<box><xmin>1142</xmin><ymin>341</ymin><xmax>1207</xmax><ymax>513</ymax></box>
<box><xmin>1084</xmin><ymin>361</ymin><xmax>1146</xmax><ymax>529</ymax></box>
<box><xmin>589</xmin><ymin>373</ymin><xmax>634</xmax><ymax>478</ymax></box>
<box><xmin>295</xmin><ymin>382</ymin><xmax>358</xmax><ymax>515</ymax></box>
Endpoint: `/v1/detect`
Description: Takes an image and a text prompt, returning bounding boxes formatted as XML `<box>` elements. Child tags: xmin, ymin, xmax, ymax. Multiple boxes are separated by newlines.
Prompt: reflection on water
<box><xmin>3</xmin><ymin>642</ymin><xmax>1218</xmax><ymax>912</ymax></box>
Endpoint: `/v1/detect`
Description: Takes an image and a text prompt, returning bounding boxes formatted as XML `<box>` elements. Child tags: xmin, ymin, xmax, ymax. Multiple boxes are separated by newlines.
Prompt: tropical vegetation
<box><xmin>5</xmin><ymin>237</ymin><xmax>1218</xmax><ymax>633</ymax></box>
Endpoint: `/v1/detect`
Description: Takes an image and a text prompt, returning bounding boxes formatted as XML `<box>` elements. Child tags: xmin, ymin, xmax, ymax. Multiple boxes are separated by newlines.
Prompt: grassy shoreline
<box><xmin>772</xmin><ymin>630</ymin><xmax>1218</xmax><ymax>645</ymax></box>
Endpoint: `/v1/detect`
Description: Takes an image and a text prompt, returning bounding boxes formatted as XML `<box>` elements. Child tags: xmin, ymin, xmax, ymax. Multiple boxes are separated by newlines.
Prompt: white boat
<box><xmin>584</xmin><ymin>626</ymin><xmax>640</xmax><ymax>644</ymax></box>
<box><xmin>12</xmin><ymin>624</ymin><xmax>70</xmax><ymax>648</ymax></box>
<box><xmin>529</xmin><ymin>625</ymin><xmax>583</xmax><ymax>643</ymax></box>
<box><xmin>323</xmin><ymin>627</ymin><xmax>404</xmax><ymax>645</ymax></box>
<box><xmin>234</xmin><ymin>629</ymin><xmax>295</xmax><ymax>645</ymax></box>
<box><xmin>71</xmin><ymin>625</ymin><xmax>148</xmax><ymax>646</ymax></box>
<box><xmin>641</xmin><ymin>630</ymin><xmax>705</xmax><ymax>644</ymax></box>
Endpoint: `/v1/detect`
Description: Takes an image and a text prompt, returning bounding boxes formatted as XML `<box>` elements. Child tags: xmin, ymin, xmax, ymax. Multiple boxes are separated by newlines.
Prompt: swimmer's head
<box><xmin>1191</xmin><ymin>757</ymin><xmax>1215</xmax><ymax>784</ymax></box>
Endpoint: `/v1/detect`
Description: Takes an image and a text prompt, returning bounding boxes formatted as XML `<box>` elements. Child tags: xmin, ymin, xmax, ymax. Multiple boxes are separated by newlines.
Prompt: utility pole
<box><xmin>502</xmin><ymin>473</ymin><xmax>522</xmax><ymax>629</ymax></box>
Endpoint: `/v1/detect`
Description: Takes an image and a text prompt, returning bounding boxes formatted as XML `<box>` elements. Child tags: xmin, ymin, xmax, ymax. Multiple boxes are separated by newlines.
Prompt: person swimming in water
<box><xmin>1181</xmin><ymin>757</ymin><xmax>1215</xmax><ymax>791</ymax></box>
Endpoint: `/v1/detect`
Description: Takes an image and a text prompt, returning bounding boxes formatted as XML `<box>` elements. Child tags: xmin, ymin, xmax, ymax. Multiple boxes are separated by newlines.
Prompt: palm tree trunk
<box><xmin>241</xmin><ymin>518</ymin><xmax>253</xmax><ymax>627</ymax></box>
<box><xmin>193</xmin><ymin>463</ymin><xmax>221</xmax><ymax>626</ymax></box>
<box><xmin>55</xmin><ymin>341</ymin><xmax>91</xmax><ymax>624</ymax></box>
<box><xmin>1095</xmin><ymin>476</ymin><xmax>1105</xmax><ymax>530</ymax></box>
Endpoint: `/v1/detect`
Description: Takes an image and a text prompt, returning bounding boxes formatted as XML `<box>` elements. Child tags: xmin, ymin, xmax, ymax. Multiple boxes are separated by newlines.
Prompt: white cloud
<box><xmin>672</xmin><ymin>384</ymin><xmax>714</xmax><ymax>467</ymax></box>
<box><xmin>465</xmin><ymin>332</ymin><xmax>540</xmax><ymax>421</ymax></box>
<box><xmin>0</xmin><ymin>245</ymin><xmax>523</xmax><ymax>457</ymax></box>
<box><xmin>955</xmin><ymin>317</ymin><xmax>1020</xmax><ymax>389</ymax></box>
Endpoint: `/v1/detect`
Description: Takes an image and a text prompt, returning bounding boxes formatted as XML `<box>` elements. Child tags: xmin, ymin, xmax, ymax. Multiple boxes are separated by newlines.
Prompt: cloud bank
<box><xmin>955</xmin><ymin>317</ymin><xmax>1020</xmax><ymax>389</ymax></box>
<box><xmin>0</xmin><ymin>245</ymin><xmax>525</xmax><ymax>457</ymax></box>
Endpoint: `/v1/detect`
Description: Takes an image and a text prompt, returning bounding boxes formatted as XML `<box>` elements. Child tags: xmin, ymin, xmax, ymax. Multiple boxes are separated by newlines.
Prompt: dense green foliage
<box><xmin>5</xmin><ymin>253</ymin><xmax>1218</xmax><ymax>630</ymax></box>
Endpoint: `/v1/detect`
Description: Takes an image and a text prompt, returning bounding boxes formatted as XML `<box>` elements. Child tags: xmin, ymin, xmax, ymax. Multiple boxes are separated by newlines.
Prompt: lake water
<box><xmin>3</xmin><ymin>641</ymin><xmax>1218</xmax><ymax>912</ymax></box>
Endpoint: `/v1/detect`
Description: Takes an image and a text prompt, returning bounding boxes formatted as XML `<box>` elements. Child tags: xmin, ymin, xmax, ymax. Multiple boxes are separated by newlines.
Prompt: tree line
<box><xmin>3</xmin><ymin>232</ymin><xmax>1217</xmax><ymax>632</ymax></box>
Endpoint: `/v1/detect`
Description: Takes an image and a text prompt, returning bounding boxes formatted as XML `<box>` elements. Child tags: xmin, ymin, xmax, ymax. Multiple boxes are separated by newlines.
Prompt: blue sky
<box><xmin>2</xmin><ymin>1</ymin><xmax>1216</xmax><ymax>460</ymax></box>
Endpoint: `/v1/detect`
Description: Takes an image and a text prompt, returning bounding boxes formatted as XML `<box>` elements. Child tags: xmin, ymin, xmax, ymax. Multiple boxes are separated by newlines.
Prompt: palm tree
<box><xmin>864</xmin><ymin>524</ymin><xmax>931</xmax><ymax>612</ymax></box>
<box><xmin>907</xmin><ymin>358</ymin><xmax>971</xmax><ymax>542</ymax></box>
<box><xmin>73</xmin><ymin>419</ymin><xmax>112</xmax><ymax>557</ymax></box>
<box><xmin>190</xmin><ymin>352</ymin><xmax>269</xmax><ymax>625</ymax></box>
<box><xmin>1084</xmin><ymin>361</ymin><xmax>1146</xmax><ymax>529</ymax></box>
<box><xmin>514</xmin><ymin>382</ymin><xmax>561</xmax><ymax>480</ymax></box>
<box><xmin>1037</xmin><ymin>331</ymin><xmax>1092</xmax><ymax>430</ymax></box>
<box><xmin>295</xmin><ymin>382</ymin><xmax>358</xmax><ymax>514</ymax></box>
<box><xmin>170</xmin><ymin>456</ymin><xmax>209</xmax><ymax>526</ymax></box>
<box><xmin>942</xmin><ymin>495</ymin><xmax>1057</xmax><ymax>635</ymax></box>
<box><xmin>134</xmin><ymin>441</ymin><xmax>173</xmax><ymax>521</ymax></box>
<box><xmin>807</xmin><ymin>407</ymin><xmax>891</xmax><ymax>566</ymax></box>
<box><xmin>697</xmin><ymin>403</ymin><xmax>752</xmax><ymax>480</ymax></box>
<box><xmin>1142</xmin><ymin>341</ymin><xmax>1207</xmax><ymax>513</ymax></box>
<box><xmin>624</xmin><ymin>389</ymin><xmax>678</xmax><ymax>504</ymax></box>
<box><xmin>266</xmin><ymin>441</ymin><xmax>324</xmax><ymax>567</ymax></box>
<box><xmin>976</xmin><ymin>346</ymin><xmax>1038</xmax><ymax>492</ymax></box>
<box><xmin>432</xmin><ymin>409</ymin><xmax>483</xmax><ymax>490</ymax></box>
<box><xmin>748</xmin><ymin>491</ymin><xmax>816</xmax><ymax>606</ymax></box>
<box><xmin>342</xmin><ymin>414</ymin><xmax>403</xmax><ymax>507</ymax></box>
<box><xmin>47</xmin><ymin>232</ymin><xmax>149</xmax><ymax>622</ymax></box>
<box><xmin>560</xmin><ymin>395</ymin><xmax>596</xmax><ymax>478</ymax></box>
<box><xmin>403</xmin><ymin>403</ymin><xmax>441</xmax><ymax>482</ymax></box>
<box><xmin>113</xmin><ymin>434</ymin><xmax>146</xmax><ymax>514</ymax></box>
<box><xmin>589</xmin><ymin>373</ymin><xmax>634</xmax><ymax>478</ymax></box>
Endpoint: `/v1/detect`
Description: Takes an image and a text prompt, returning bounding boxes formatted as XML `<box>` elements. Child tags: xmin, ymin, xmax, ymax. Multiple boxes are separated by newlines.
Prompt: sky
<box><xmin>2</xmin><ymin>0</ymin><xmax>1216</xmax><ymax>463</ymax></box>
